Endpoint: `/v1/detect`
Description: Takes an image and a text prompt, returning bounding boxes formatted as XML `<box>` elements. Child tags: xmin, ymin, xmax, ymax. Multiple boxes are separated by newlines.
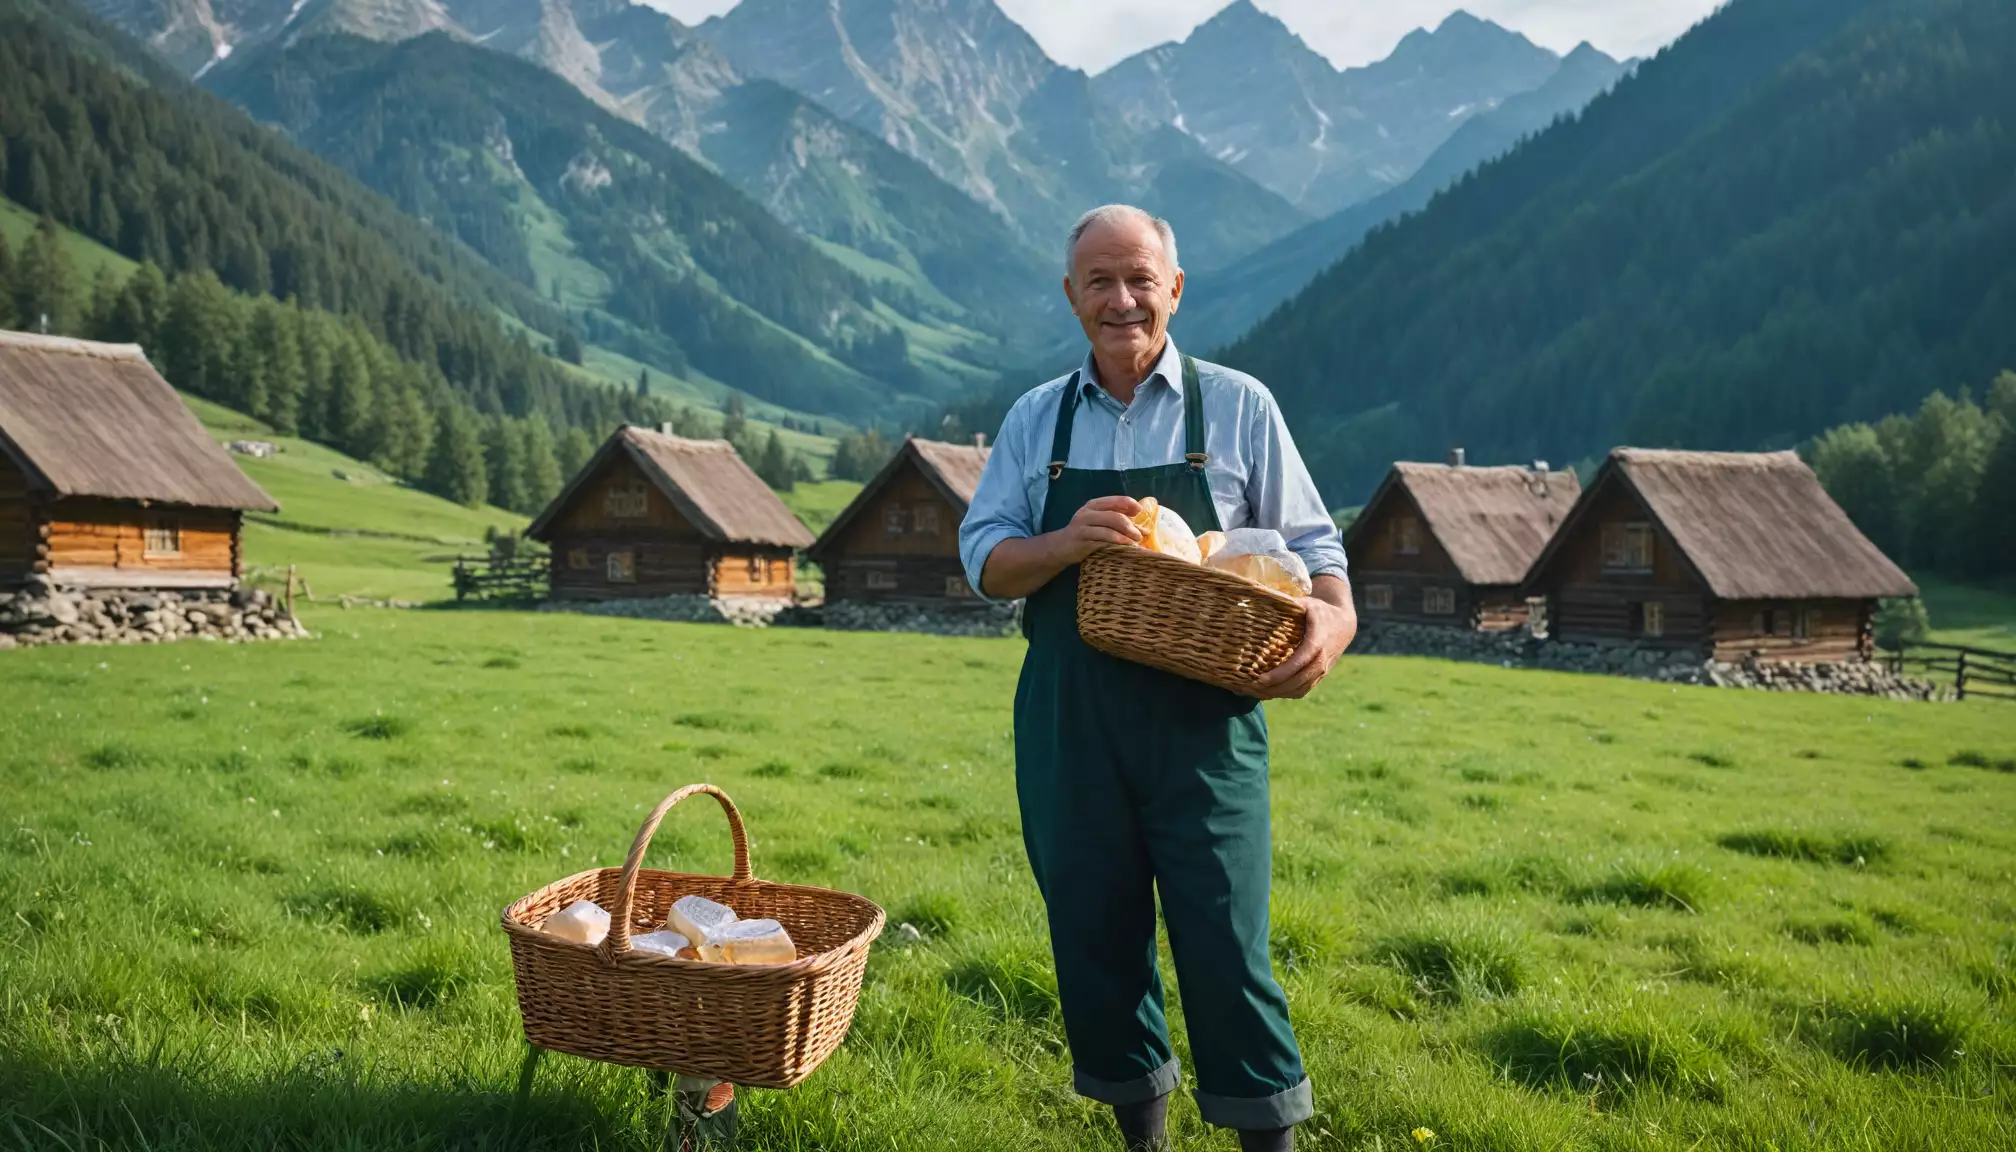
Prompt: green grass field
<box><xmin>180</xmin><ymin>395</ymin><xmax>526</xmax><ymax>604</ymax></box>
<box><xmin>778</xmin><ymin>480</ymin><xmax>865</xmax><ymax>539</ymax></box>
<box><xmin>1</xmin><ymin>609</ymin><xmax>2011</xmax><ymax>1151</ymax></box>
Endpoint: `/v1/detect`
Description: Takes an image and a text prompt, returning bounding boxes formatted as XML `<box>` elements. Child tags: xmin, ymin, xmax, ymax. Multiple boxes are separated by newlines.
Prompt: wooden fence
<box><xmin>1886</xmin><ymin>641</ymin><xmax>2016</xmax><ymax>701</ymax></box>
<box><xmin>452</xmin><ymin>554</ymin><xmax>547</xmax><ymax>601</ymax></box>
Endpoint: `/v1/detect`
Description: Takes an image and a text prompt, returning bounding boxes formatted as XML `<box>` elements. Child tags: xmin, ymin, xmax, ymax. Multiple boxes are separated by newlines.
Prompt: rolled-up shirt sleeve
<box><xmin>959</xmin><ymin>394</ymin><xmax>1043</xmax><ymax>600</ymax></box>
<box><xmin>1246</xmin><ymin>388</ymin><xmax>1348</xmax><ymax>582</ymax></box>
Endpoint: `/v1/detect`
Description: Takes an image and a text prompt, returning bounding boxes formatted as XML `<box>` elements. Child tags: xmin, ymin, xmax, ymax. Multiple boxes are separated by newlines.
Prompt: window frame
<box><xmin>882</xmin><ymin>503</ymin><xmax>907</xmax><ymax>537</ymax></box>
<box><xmin>567</xmin><ymin>548</ymin><xmax>590</xmax><ymax>570</ymax></box>
<box><xmin>1639</xmin><ymin>599</ymin><xmax>1665</xmax><ymax>638</ymax></box>
<box><xmin>1422</xmin><ymin>586</ymin><xmax>1456</xmax><ymax>616</ymax></box>
<box><xmin>913</xmin><ymin>503</ymin><xmax>941</xmax><ymax>536</ymax></box>
<box><xmin>142</xmin><ymin>515</ymin><xmax>182</xmax><ymax>557</ymax></box>
<box><xmin>944</xmin><ymin>575</ymin><xmax>971</xmax><ymax>599</ymax></box>
<box><xmin>1395</xmin><ymin>516</ymin><xmax>1422</xmax><ymax>556</ymax></box>
<box><xmin>865</xmin><ymin>569</ymin><xmax>899</xmax><ymax>591</ymax></box>
<box><xmin>606</xmin><ymin>550</ymin><xmax>636</xmax><ymax>583</ymax></box>
<box><xmin>1365</xmin><ymin>584</ymin><xmax>1393</xmax><ymax>611</ymax></box>
<box><xmin>1603</xmin><ymin>521</ymin><xmax>1655</xmax><ymax>572</ymax></box>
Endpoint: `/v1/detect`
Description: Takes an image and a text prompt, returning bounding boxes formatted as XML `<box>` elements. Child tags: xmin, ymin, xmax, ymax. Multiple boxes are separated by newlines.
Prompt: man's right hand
<box><xmin>1054</xmin><ymin>495</ymin><xmax>1144</xmax><ymax>564</ymax></box>
<box><xmin>978</xmin><ymin>495</ymin><xmax>1143</xmax><ymax>600</ymax></box>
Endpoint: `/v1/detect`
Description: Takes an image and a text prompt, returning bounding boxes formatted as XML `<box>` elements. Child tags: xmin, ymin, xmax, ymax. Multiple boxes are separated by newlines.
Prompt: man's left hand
<box><xmin>1253</xmin><ymin>578</ymin><xmax>1357</xmax><ymax>700</ymax></box>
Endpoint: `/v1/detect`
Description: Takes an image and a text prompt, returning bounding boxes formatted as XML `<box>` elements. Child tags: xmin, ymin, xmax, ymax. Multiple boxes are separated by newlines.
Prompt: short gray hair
<box><xmin>1065</xmin><ymin>204</ymin><xmax>1179</xmax><ymax>280</ymax></box>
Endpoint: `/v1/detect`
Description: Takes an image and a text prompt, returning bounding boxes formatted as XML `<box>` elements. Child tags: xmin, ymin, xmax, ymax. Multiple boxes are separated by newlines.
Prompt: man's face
<box><xmin>1064</xmin><ymin>217</ymin><xmax>1183</xmax><ymax>370</ymax></box>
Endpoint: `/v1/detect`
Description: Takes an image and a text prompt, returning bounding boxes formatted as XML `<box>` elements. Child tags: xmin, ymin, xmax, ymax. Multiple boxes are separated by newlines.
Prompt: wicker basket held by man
<box><xmin>959</xmin><ymin>205</ymin><xmax>1359</xmax><ymax>1152</ymax></box>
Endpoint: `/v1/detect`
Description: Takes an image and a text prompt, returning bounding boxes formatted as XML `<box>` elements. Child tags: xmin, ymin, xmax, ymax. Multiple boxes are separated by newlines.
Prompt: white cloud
<box><xmin>641</xmin><ymin>0</ymin><xmax>1723</xmax><ymax>73</ymax></box>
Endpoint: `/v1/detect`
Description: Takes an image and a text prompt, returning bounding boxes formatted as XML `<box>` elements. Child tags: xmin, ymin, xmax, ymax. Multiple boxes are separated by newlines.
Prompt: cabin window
<box><xmin>605</xmin><ymin>481</ymin><xmax>649</xmax><ymax>519</ymax></box>
<box><xmin>1365</xmin><ymin>584</ymin><xmax>1393</xmax><ymax>611</ymax></box>
<box><xmin>606</xmin><ymin>551</ymin><xmax>636</xmax><ymax>583</ymax></box>
<box><xmin>1422</xmin><ymin>586</ymin><xmax>1455</xmax><ymax>615</ymax></box>
<box><xmin>1395</xmin><ymin>516</ymin><xmax>1422</xmax><ymax>556</ymax></box>
<box><xmin>567</xmin><ymin>548</ymin><xmax>590</xmax><ymax>570</ymax></box>
<box><xmin>883</xmin><ymin>504</ymin><xmax>907</xmax><ymax>536</ymax></box>
<box><xmin>747</xmin><ymin>555</ymin><xmax>765</xmax><ymax>583</ymax></box>
<box><xmin>865</xmin><ymin>569</ymin><xmax>899</xmax><ymax>591</ymax></box>
<box><xmin>944</xmin><ymin>575</ymin><xmax>971</xmax><ymax>599</ymax></box>
<box><xmin>1635</xmin><ymin>600</ymin><xmax>1665</xmax><ymax>638</ymax></box>
<box><xmin>913</xmin><ymin>504</ymin><xmax>940</xmax><ymax>535</ymax></box>
<box><xmin>1795</xmin><ymin>606</ymin><xmax>1816</xmax><ymax>640</ymax></box>
<box><xmin>1755</xmin><ymin>608</ymin><xmax>1780</xmax><ymax>636</ymax></box>
<box><xmin>143</xmin><ymin>516</ymin><xmax>182</xmax><ymax>557</ymax></box>
<box><xmin>1602</xmin><ymin>521</ymin><xmax>1654</xmax><ymax>571</ymax></box>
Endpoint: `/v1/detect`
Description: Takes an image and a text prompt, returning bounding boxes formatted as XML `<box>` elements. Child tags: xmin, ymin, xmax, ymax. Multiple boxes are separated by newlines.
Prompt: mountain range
<box><xmin>1222</xmin><ymin>0</ymin><xmax>2016</xmax><ymax>500</ymax></box>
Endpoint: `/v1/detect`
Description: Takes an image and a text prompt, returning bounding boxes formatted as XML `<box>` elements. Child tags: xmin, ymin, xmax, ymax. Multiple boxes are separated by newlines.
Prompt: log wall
<box><xmin>1535</xmin><ymin>481</ymin><xmax>1706</xmax><ymax>647</ymax></box>
<box><xmin>826</xmin><ymin>555</ymin><xmax>975</xmax><ymax>604</ymax></box>
<box><xmin>0</xmin><ymin>453</ymin><xmax>30</xmax><ymax>583</ymax></box>
<box><xmin>710</xmin><ymin>548</ymin><xmax>797</xmax><ymax>598</ymax></box>
<box><xmin>1349</xmin><ymin>487</ymin><xmax>1484</xmax><ymax>626</ymax></box>
<box><xmin>818</xmin><ymin>459</ymin><xmax>972</xmax><ymax>605</ymax></box>
<box><xmin>547</xmin><ymin>532</ymin><xmax>709</xmax><ymax>600</ymax></box>
<box><xmin>1708</xmin><ymin>598</ymin><xmax>1873</xmax><ymax>663</ymax></box>
<box><xmin>42</xmin><ymin>498</ymin><xmax>238</xmax><ymax>576</ymax></box>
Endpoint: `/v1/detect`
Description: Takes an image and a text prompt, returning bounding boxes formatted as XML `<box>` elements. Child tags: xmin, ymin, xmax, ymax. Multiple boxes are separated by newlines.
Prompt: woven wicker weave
<box><xmin>500</xmin><ymin>784</ymin><xmax>884</xmax><ymax>1087</ymax></box>
<box><xmin>1077</xmin><ymin>546</ymin><xmax>1307</xmax><ymax>694</ymax></box>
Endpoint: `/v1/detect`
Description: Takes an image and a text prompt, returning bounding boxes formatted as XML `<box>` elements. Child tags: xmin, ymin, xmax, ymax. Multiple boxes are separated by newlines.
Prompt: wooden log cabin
<box><xmin>1522</xmin><ymin>448</ymin><xmax>1917</xmax><ymax>662</ymax></box>
<box><xmin>527</xmin><ymin>425</ymin><xmax>813</xmax><ymax>601</ymax></box>
<box><xmin>0</xmin><ymin>331</ymin><xmax>278</xmax><ymax>590</ymax></box>
<box><xmin>1343</xmin><ymin>455</ymin><xmax>1580</xmax><ymax>630</ymax></box>
<box><xmin>807</xmin><ymin>436</ymin><xmax>990</xmax><ymax>606</ymax></box>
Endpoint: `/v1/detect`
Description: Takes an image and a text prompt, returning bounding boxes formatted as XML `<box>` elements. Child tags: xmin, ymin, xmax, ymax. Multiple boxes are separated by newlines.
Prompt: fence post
<box><xmin>285</xmin><ymin>565</ymin><xmax>297</xmax><ymax>619</ymax></box>
<box><xmin>1956</xmin><ymin>649</ymin><xmax>1968</xmax><ymax>701</ymax></box>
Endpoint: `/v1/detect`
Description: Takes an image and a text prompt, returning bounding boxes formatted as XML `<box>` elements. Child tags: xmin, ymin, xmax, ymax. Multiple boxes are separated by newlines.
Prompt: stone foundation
<box><xmin>812</xmin><ymin>600</ymin><xmax>1020</xmax><ymax>638</ymax></box>
<box><xmin>1351</xmin><ymin>620</ymin><xmax>1946</xmax><ymax>700</ymax></box>
<box><xmin>0</xmin><ymin>585</ymin><xmax>307</xmax><ymax>648</ymax></box>
<box><xmin>539</xmin><ymin>595</ymin><xmax>794</xmax><ymax>628</ymax></box>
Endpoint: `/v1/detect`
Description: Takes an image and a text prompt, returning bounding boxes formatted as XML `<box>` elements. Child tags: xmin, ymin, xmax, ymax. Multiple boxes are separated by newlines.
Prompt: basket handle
<box><xmin>604</xmin><ymin>783</ymin><xmax>752</xmax><ymax>956</ymax></box>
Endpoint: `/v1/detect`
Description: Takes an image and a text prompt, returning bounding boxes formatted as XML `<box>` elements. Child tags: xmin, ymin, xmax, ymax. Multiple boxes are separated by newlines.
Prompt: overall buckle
<box><xmin>1047</xmin><ymin>461</ymin><xmax>1066</xmax><ymax>481</ymax></box>
<box><xmin>1185</xmin><ymin>452</ymin><xmax>1209</xmax><ymax>472</ymax></box>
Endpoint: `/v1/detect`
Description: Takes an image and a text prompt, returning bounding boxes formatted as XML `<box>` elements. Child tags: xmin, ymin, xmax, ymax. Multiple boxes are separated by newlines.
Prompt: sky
<box><xmin>646</xmin><ymin>0</ymin><xmax>1724</xmax><ymax>73</ymax></box>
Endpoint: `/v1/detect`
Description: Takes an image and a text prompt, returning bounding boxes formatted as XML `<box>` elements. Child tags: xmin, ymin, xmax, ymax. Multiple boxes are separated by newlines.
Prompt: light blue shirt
<box><xmin>959</xmin><ymin>339</ymin><xmax>1348</xmax><ymax>598</ymax></box>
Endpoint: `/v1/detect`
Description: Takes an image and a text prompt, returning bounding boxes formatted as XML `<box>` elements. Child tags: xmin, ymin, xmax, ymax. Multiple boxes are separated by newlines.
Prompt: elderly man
<box><xmin>959</xmin><ymin>205</ymin><xmax>1356</xmax><ymax>1151</ymax></box>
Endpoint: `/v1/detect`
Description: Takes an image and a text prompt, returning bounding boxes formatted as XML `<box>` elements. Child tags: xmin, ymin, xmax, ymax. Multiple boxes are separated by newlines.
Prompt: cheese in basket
<box><xmin>1077</xmin><ymin>499</ymin><xmax>1311</xmax><ymax>694</ymax></box>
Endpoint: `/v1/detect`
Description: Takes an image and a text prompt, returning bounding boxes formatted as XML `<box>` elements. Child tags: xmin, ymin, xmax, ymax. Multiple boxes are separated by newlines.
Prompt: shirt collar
<box><xmin>1079</xmin><ymin>338</ymin><xmax>1183</xmax><ymax>403</ymax></box>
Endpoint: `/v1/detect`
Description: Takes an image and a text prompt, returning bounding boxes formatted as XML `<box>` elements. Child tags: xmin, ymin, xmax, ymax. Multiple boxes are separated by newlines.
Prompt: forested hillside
<box><xmin>207</xmin><ymin>32</ymin><xmax>964</xmax><ymax>422</ymax></box>
<box><xmin>0</xmin><ymin>0</ymin><xmax>668</xmax><ymax>441</ymax></box>
<box><xmin>1221</xmin><ymin>0</ymin><xmax>2016</xmax><ymax>502</ymax></box>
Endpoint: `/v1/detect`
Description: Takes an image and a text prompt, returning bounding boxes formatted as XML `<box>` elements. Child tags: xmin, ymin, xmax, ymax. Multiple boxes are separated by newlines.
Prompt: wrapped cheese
<box><xmin>543</xmin><ymin>898</ymin><xmax>610</xmax><ymax>946</ymax></box>
<box><xmin>1197</xmin><ymin>531</ymin><xmax>1227</xmax><ymax>563</ymax></box>
<box><xmin>1204</xmin><ymin>529</ymin><xmax>1313</xmax><ymax>598</ymax></box>
<box><xmin>1126</xmin><ymin>497</ymin><xmax>1202</xmax><ymax>564</ymax></box>
<box><xmin>630</xmin><ymin>930</ymin><xmax>697</xmax><ymax>959</ymax></box>
<box><xmin>698</xmin><ymin>919</ymin><xmax>797</xmax><ymax>965</ymax></box>
<box><xmin>665</xmin><ymin>894</ymin><xmax>738</xmax><ymax>944</ymax></box>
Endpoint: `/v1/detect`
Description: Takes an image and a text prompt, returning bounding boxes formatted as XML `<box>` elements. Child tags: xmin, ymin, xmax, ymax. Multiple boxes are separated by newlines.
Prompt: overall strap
<box><xmin>1181</xmin><ymin>355</ymin><xmax>1208</xmax><ymax>472</ymax></box>
<box><xmin>1047</xmin><ymin>371</ymin><xmax>1082</xmax><ymax>481</ymax></box>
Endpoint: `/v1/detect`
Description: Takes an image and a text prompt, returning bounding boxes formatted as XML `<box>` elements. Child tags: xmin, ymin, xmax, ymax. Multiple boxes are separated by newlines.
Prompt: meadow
<box><xmin>0</xmin><ymin>607</ymin><xmax>2011</xmax><ymax>1151</ymax></box>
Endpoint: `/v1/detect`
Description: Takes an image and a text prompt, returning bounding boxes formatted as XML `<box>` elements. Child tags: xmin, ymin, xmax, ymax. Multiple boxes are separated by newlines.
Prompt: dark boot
<box><xmin>1237</xmin><ymin>1126</ymin><xmax>1293</xmax><ymax>1152</ymax></box>
<box><xmin>1113</xmin><ymin>1094</ymin><xmax>1170</xmax><ymax>1151</ymax></box>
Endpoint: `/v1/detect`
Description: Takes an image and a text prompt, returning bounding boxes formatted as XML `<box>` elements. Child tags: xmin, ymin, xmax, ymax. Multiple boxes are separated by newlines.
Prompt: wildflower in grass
<box><xmin>1413</xmin><ymin>1127</ymin><xmax>1436</xmax><ymax>1147</ymax></box>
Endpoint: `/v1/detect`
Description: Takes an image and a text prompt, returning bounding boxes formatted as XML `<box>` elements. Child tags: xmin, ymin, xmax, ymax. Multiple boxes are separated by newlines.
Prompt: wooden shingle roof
<box><xmin>808</xmin><ymin>436</ymin><xmax>990</xmax><ymax>556</ymax></box>
<box><xmin>1532</xmin><ymin>448</ymin><xmax>1917</xmax><ymax>600</ymax></box>
<box><xmin>0</xmin><ymin>331</ymin><xmax>277</xmax><ymax>512</ymax></box>
<box><xmin>526</xmin><ymin>425</ymin><xmax>813</xmax><ymax>548</ymax></box>
<box><xmin>1346</xmin><ymin>461</ymin><xmax>1580</xmax><ymax>586</ymax></box>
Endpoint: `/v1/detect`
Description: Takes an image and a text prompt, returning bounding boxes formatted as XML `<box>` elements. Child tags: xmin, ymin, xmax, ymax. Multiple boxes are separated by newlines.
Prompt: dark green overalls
<box><xmin>1013</xmin><ymin>357</ymin><xmax>1313</xmax><ymax>1131</ymax></box>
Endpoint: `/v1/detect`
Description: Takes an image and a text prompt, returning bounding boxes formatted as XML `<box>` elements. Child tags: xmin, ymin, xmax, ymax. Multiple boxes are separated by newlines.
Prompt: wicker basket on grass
<box><xmin>1077</xmin><ymin>545</ymin><xmax>1307</xmax><ymax>694</ymax></box>
<box><xmin>500</xmin><ymin>784</ymin><xmax>884</xmax><ymax>1088</ymax></box>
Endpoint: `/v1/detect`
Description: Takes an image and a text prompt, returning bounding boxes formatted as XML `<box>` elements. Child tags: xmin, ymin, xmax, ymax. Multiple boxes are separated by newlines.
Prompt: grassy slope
<box><xmin>0</xmin><ymin>612</ymin><xmax>2010</xmax><ymax>1150</ymax></box>
<box><xmin>1918</xmin><ymin>577</ymin><xmax>2016</xmax><ymax>650</ymax></box>
<box><xmin>0</xmin><ymin>196</ymin><xmax>137</xmax><ymax>286</ymax></box>
<box><xmin>778</xmin><ymin>480</ymin><xmax>864</xmax><ymax>539</ymax></box>
<box><xmin>182</xmin><ymin>395</ymin><xmax>525</xmax><ymax>603</ymax></box>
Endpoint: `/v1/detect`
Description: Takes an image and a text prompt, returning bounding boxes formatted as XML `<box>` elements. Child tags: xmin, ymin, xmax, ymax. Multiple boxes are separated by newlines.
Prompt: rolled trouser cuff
<box><xmin>1194</xmin><ymin>1076</ymin><xmax>1313</xmax><ymax>1130</ymax></box>
<box><xmin>1072</xmin><ymin>1058</ymin><xmax>1182</xmax><ymax>1106</ymax></box>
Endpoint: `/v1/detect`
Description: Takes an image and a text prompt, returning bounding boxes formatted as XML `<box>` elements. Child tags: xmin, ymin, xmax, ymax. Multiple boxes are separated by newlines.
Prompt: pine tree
<box><xmin>757</xmin><ymin>428</ymin><xmax>794</xmax><ymax>491</ymax></box>
<box><xmin>721</xmin><ymin>395</ymin><xmax>747</xmax><ymax>445</ymax></box>
<box><xmin>82</xmin><ymin>263</ymin><xmax>120</xmax><ymax>339</ymax></box>
<box><xmin>636</xmin><ymin>368</ymin><xmax>650</xmax><ymax>398</ymax></box>
<box><xmin>521</xmin><ymin>418</ymin><xmax>564</xmax><ymax>511</ymax></box>
<box><xmin>559</xmin><ymin>426</ymin><xmax>597</xmax><ymax>478</ymax></box>
<box><xmin>425</xmin><ymin>406</ymin><xmax>490</xmax><ymax>507</ymax></box>
<box><xmin>249</xmin><ymin>300</ymin><xmax>306</xmax><ymax>433</ymax></box>
<box><xmin>1975</xmin><ymin>418</ymin><xmax>2016</xmax><ymax>577</ymax></box>
<box><xmin>103</xmin><ymin>262</ymin><xmax>169</xmax><ymax>351</ymax></box>
<box><xmin>157</xmin><ymin>270</ymin><xmax>241</xmax><ymax>401</ymax></box>
<box><xmin>13</xmin><ymin>216</ymin><xmax>75</xmax><ymax>334</ymax></box>
<box><xmin>484</xmin><ymin>416</ymin><xmax>531</xmax><ymax>513</ymax></box>
<box><xmin>327</xmin><ymin>331</ymin><xmax>378</xmax><ymax>457</ymax></box>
